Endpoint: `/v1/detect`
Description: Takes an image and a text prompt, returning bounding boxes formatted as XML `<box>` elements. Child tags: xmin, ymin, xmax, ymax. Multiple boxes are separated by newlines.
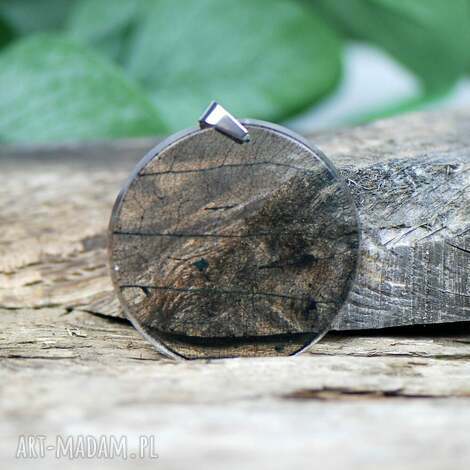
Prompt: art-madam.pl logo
<box><xmin>16</xmin><ymin>434</ymin><xmax>158</xmax><ymax>460</ymax></box>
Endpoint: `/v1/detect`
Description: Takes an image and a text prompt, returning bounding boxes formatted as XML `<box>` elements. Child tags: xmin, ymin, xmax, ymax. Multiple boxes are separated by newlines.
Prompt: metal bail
<box><xmin>199</xmin><ymin>101</ymin><xmax>250</xmax><ymax>143</ymax></box>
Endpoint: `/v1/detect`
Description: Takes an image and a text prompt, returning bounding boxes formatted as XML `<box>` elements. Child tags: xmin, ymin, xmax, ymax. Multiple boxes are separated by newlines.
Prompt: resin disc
<box><xmin>109</xmin><ymin>122</ymin><xmax>360</xmax><ymax>359</ymax></box>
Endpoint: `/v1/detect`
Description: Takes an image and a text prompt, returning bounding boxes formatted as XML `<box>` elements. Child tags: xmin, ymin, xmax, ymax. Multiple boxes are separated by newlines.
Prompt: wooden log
<box><xmin>0</xmin><ymin>109</ymin><xmax>469</xmax><ymax>331</ymax></box>
<box><xmin>320</xmin><ymin>112</ymin><xmax>470</xmax><ymax>329</ymax></box>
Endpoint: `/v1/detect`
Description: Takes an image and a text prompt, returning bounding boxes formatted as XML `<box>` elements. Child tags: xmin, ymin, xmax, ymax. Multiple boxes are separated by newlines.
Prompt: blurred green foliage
<box><xmin>0</xmin><ymin>0</ymin><xmax>469</xmax><ymax>143</ymax></box>
<box><xmin>313</xmin><ymin>0</ymin><xmax>470</xmax><ymax>93</ymax></box>
<box><xmin>68</xmin><ymin>0</ymin><xmax>341</xmax><ymax>131</ymax></box>
<box><xmin>0</xmin><ymin>34</ymin><xmax>165</xmax><ymax>142</ymax></box>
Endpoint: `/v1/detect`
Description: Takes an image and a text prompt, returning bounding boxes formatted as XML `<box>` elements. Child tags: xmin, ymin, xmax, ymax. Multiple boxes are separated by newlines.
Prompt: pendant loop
<box><xmin>199</xmin><ymin>101</ymin><xmax>250</xmax><ymax>143</ymax></box>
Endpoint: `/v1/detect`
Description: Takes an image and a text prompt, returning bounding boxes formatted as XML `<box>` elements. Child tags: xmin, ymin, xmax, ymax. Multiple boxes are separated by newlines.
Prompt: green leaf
<box><xmin>0</xmin><ymin>34</ymin><xmax>167</xmax><ymax>143</ymax></box>
<box><xmin>311</xmin><ymin>0</ymin><xmax>470</xmax><ymax>93</ymax></box>
<box><xmin>0</xmin><ymin>0</ymin><xmax>78</xmax><ymax>34</ymax></box>
<box><xmin>68</xmin><ymin>0</ymin><xmax>342</xmax><ymax>131</ymax></box>
<box><xmin>67</xmin><ymin>0</ymin><xmax>140</xmax><ymax>62</ymax></box>
<box><xmin>0</xmin><ymin>14</ymin><xmax>14</xmax><ymax>49</ymax></box>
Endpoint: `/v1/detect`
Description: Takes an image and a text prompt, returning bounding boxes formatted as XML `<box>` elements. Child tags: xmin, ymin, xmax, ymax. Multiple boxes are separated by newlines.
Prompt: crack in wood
<box><xmin>120</xmin><ymin>284</ymin><xmax>322</xmax><ymax>303</ymax></box>
<box><xmin>139</xmin><ymin>160</ymin><xmax>311</xmax><ymax>176</ymax></box>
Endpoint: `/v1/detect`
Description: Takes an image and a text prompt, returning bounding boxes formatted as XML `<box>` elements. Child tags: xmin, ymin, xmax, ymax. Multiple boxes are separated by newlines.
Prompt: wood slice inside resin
<box><xmin>109</xmin><ymin>122</ymin><xmax>360</xmax><ymax>359</ymax></box>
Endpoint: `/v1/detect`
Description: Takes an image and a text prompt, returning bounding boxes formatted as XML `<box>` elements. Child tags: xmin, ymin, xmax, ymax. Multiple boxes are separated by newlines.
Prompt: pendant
<box><xmin>108</xmin><ymin>102</ymin><xmax>360</xmax><ymax>359</ymax></box>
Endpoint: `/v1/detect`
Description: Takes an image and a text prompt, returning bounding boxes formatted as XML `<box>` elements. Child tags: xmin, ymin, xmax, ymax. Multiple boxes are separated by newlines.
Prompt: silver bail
<box><xmin>199</xmin><ymin>101</ymin><xmax>250</xmax><ymax>143</ymax></box>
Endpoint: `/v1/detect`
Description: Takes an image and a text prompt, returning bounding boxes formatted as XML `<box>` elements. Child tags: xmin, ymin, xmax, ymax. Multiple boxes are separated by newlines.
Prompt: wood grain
<box><xmin>2</xmin><ymin>109</ymin><xmax>470</xmax><ymax>469</ymax></box>
<box><xmin>2</xmin><ymin>307</ymin><xmax>470</xmax><ymax>469</ymax></box>
<box><xmin>0</xmin><ymin>109</ymin><xmax>469</xmax><ymax>330</ymax></box>
<box><xmin>109</xmin><ymin>124</ymin><xmax>359</xmax><ymax>358</ymax></box>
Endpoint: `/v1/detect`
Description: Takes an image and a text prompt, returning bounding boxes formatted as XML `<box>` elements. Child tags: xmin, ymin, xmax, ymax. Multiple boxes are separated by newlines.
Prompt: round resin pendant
<box><xmin>109</xmin><ymin>102</ymin><xmax>360</xmax><ymax>359</ymax></box>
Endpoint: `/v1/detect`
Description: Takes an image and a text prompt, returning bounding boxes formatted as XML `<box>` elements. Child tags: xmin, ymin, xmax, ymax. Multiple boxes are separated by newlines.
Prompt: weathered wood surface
<box><xmin>322</xmin><ymin>112</ymin><xmax>470</xmax><ymax>329</ymax></box>
<box><xmin>2</xmin><ymin>307</ymin><xmax>470</xmax><ymax>469</ymax></box>
<box><xmin>2</xmin><ymin>109</ymin><xmax>470</xmax><ymax>468</ymax></box>
<box><xmin>109</xmin><ymin>123</ymin><xmax>359</xmax><ymax>358</ymax></box>
<box><xmin>0</xmin><ymin>109</ymin><xmax>468</xmax><ymax>330</ymax></box>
